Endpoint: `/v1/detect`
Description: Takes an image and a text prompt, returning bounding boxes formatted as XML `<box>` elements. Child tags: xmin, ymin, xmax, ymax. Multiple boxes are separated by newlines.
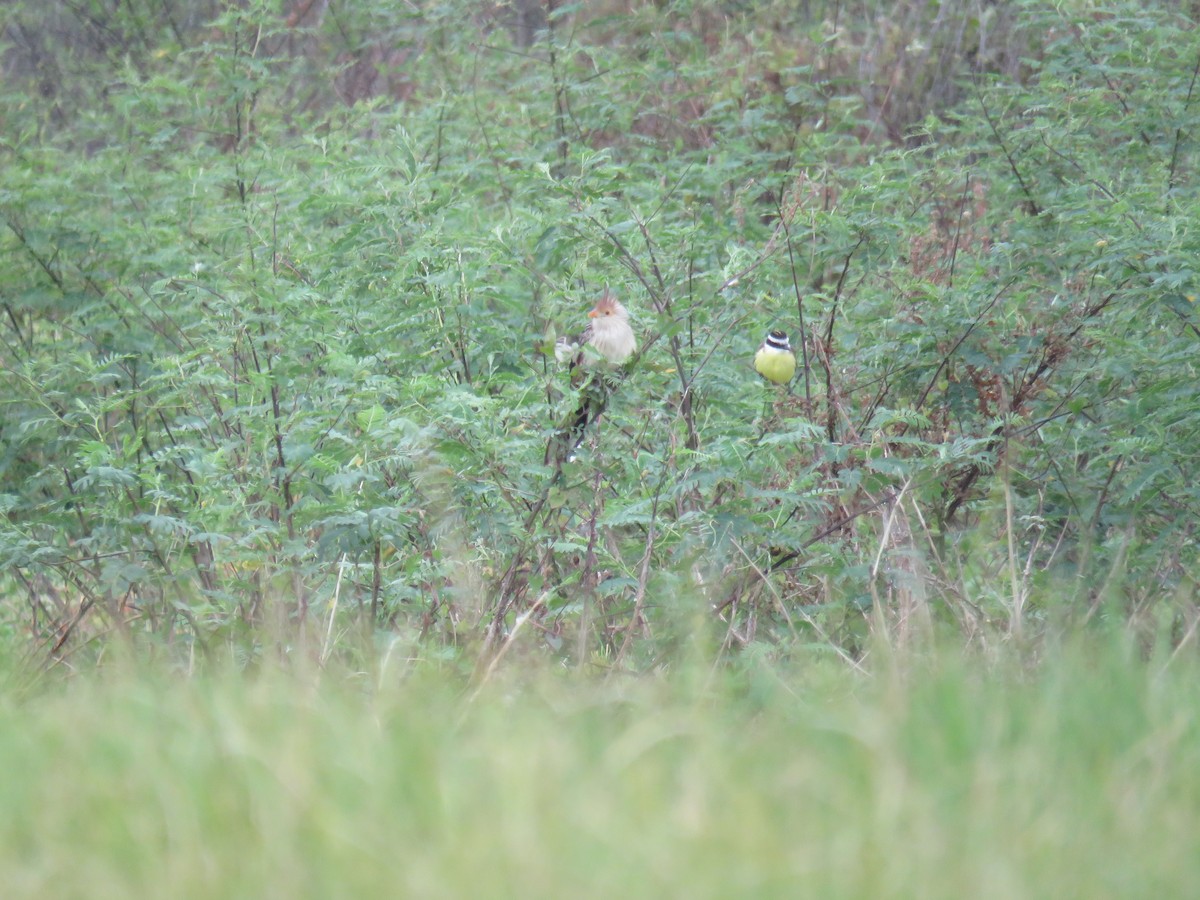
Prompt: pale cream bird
<box><xmin>546</xmin><ymin>292</ymin><xmax>637</xmax><ymax>467</ymax></box>
<box><xmin>555</xmin><ymin>291</ymin><xmax>637</xmax><ymax>373</ymax></box>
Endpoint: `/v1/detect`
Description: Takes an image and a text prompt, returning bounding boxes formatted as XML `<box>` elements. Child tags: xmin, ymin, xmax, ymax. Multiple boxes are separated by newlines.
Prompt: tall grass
<box><xmin>1</xmin><ymin>640</ymin><xmax>1196</xmax><ymax>899</ymax></box>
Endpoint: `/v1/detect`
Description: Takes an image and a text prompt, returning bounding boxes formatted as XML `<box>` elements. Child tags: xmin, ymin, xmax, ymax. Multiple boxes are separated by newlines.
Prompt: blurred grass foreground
<box><xmin>1</xmin><ymin>640</ymin><xmax>1197</xmax><ymax>900</ymax></box>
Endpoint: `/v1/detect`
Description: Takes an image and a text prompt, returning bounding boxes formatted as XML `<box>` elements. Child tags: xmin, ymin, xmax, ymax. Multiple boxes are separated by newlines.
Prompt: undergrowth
<box><xmin>1</xmin><ymin>0</ymin><xmax>1199</xmax><ymax>677</ymax></box>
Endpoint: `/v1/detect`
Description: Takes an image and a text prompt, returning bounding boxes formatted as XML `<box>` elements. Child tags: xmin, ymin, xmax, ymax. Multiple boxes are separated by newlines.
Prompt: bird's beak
<box><xmin>587</xmin><ymin>309</ymin><xmax>600</xmax><ymax>318</ymax></box>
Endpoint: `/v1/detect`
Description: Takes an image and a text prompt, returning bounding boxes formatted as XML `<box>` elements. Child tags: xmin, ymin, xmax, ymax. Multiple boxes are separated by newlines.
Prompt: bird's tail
<box><xmin>544</xmin><ymin>375</ymin><xmax>612</xmax><ymax>469</ymax></box>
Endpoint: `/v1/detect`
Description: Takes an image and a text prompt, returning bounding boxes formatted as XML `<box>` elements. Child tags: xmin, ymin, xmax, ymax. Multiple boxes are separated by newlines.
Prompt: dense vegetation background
<box><xmin>4</xmin><ymin>3</ymin><xmax>1200</xmax><ymax>897</ymax></box>
<box><xmin>3</xmin><ymin>0</ymin><xmax>1200</xmax><ymax>676</ymax></box>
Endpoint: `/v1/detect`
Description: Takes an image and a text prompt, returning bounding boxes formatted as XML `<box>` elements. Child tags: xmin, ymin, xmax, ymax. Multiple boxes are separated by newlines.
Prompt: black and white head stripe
<box><xmin>764</xmin><ymin>330</ymin><xmax>791</xmax><ymax>351</ymax></box>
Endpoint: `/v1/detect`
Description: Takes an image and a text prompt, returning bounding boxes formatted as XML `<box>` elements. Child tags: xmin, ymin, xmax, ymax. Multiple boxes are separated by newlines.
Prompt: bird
<box><xmin>557</xmin><ymin>291</ymin><xmax>637</xmax><ymax>372</ymax></box>
<box><xmin>754</xmin><ymin>329</ymin><xmax>796</xmax><ymax>386</ymax></box>
<box><xmin>546</xmin><ymin>292</ymin><xmax>637</xmax><ymax>467</ymax></box>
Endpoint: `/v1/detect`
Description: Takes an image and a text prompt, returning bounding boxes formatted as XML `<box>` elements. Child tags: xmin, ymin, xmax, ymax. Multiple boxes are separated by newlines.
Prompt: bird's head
<box><xmin>588</xmin><ymin>292</ymin><xmax>628</xmax><ymax>321</ymax></box>
<box><xmin>764</xmin><ymin>329</ymin><xmax>791</xmax><ymax>351</ymax></box>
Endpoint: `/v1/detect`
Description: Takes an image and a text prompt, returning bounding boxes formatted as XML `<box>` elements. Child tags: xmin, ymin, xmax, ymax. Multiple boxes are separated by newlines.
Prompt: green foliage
<box><xmin>1</xmin><ymin>0</ymin><xmax>1199</xmax><ymax>672</ymax></box>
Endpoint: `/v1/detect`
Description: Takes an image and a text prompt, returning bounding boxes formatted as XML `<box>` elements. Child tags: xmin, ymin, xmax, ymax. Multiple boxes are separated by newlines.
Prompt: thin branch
<box><xmin>972</xmin><ymin>72</ymin><xmax>1041</xmax><ymax>216</ymax></box>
